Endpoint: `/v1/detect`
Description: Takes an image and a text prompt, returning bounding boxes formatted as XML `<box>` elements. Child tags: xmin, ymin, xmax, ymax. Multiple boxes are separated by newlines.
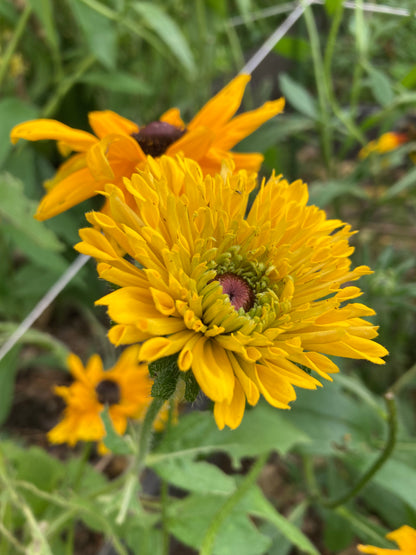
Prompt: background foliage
<box><xmin>1</xmin><ymin>1</ymin><xmax>416</xmax><ymax>554</ymax></box>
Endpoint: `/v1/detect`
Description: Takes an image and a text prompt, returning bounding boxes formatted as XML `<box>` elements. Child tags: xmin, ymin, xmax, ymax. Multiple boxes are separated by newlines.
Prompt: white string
<box><xmin>229</xmin><ymin>3</ymin><xmax>299</xmax><ymax>26</ymax></box>
<box><xmin>239</xmin><ymin>1</ymin><xmax>313</xmax><ymax>75</ymax></box>
<box><xmin>0</xmin><ymin>254</ymin><xmax>90</xmax><ymax>361</ymax></box>
<box><xmin>232</xmin><ymin>1</ymin><xmax>414</xmax><ymax>26</ymax></box>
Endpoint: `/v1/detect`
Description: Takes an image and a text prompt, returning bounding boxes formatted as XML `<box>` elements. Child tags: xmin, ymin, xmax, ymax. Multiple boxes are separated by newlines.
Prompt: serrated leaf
<box><xmin>68</xmin><ymin>0</ymin><xmax>116</xmax><ymax>69</ymax></box>
<box><xmin>132</xmin><ymin>3</ymin><xmax>196</xmax><ymax>75</ymax></box>
<box><xmin>149</xmin><ymin>353</ymin><xmax>180</xmax><ymax>400</ymax></box>
<box><xmin>152</xmin><ymin>457</ymin><xmax>236</xmax><ymax>495</ymax></box>
<box><xmin>151</xmin><ymin>403</ymin><xmax>309</xmax><ymax>468</ymax></box>
<box><xmin>279</xmin><ymin>74</ymin><xmax>318</xmax><ymax>120</ymax></box>
<box><xmin>0</xmin><ymin>98</ymin><xmax>38</xmax><ymax>168</ymax></box>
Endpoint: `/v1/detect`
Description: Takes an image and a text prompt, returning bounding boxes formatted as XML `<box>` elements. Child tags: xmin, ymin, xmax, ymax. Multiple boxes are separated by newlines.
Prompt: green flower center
<box><xmin>95</xmin><ymin>379</ymin><xmax>121</xmax><ymax>405</ymax></box>
<box><xmin>132</xmin><ymin>121</ymin><xmax>186</xmax><ymax>157</ymax></box>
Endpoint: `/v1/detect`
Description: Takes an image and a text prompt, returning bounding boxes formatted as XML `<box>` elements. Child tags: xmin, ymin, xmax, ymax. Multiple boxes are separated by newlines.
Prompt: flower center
<box><xmin>132</xmin><ymin>121</ymin><xmax>186</xmax><ymax>157</ymax></box>
<box><xmin>216</xmin><ymin>272</ymin><xmax>255</xmax><ymax>311</ymax></box>
<box><xmin>95</xmin><ymin>379</ymin><xmax>121</xmax><ymax>405</ymax></box>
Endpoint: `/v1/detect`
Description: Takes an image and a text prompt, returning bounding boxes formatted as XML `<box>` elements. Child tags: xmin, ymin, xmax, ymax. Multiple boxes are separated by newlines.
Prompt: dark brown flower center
<box><xmin>95</xmin><ymin>379</ymin><xmax>121</xmax><ymax>405</ymax></box>
<box><xmin>132</xmin><ymin>121</ymin><xmax>186</xmax><ymax>157</ymax></box>
<box><xmin>217</xmin><ymin>273</ymin><xmax>255</xmax><ymax>311</ymax></box>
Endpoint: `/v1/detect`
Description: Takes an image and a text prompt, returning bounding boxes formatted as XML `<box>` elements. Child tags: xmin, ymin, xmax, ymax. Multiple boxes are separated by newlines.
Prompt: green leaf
<box><xmin>151</xmin><ymin>403</ymin><xmax>308</xmax><ymax>468</ymax></box>
<box><xmin>0</xmin><ymin>98</ymin><xmax>38</xmax><ymax>168</ymax></box>
<box><xmin>335</xmin><ymin>506</ymin><xmax>393</xmax><ymax>548</ymax></box>
<box><xmin>367</xmin><ymin>66</ymin><xmax>394</xmax><ymax>107</ymax></box>
<box><xmin>101</xmin><ymin>407</ymin><xmax>135</xmax><ymax>455</ymax></box>
<box><xmin>167</xmin><ymin>493</ymin><xmax>271</xmax><ymax>555</ymax></box>
<box><xmin>309</xmin><ymin>178</ymin><xmax>368</xmax><ymax>207</ymax></box>
<box><xmin>79</xmin><ymin>71</ymin><xmax>152</xmax><ymax>95</ymax></box>
<box><xmin>350</xmin><ymin>455</ymin><xmax>416</xmax><ymax>511</ymax></box>
<box><xmin>284</xmin><ymin>380</ymin><xmax>384</xmax><ymax>456</ymax></box>
<box><xmin>383</xmin><ymin>165</ymin><xmax>416</xmax><ymax>199</ymax></box>
<box><xmin>152</xmin><ymin>457</ymin><xmax>236</xmax><ymax>495</ymax></box>
<box><xmin>183</xmin><ymin>369</ymin><xmax>200</xmax><ymax>402</ymax></box>
<box><xmin>401</xmin><ymin>65</ymin><xmax>416</xmax><ymax>89</ymax></box>
<box><xmin>132</xmin><ymin>3</ymin><xmax>196</xmax><ymax>76</ymax></box>
<box><xmin>274</xmin><ymin>36</ymin><xmax>310</xmax><ymax>62</ymax></box>
<box><xmin>68</xmin><ymin>0</ymin><xmax>117</xmax><ymax>69</ymax></box>
<box><xmin>28</xmin><ymin>0</ymin><xmax>60</xmax><ymax>54</ymax></box>
<box><xmin>323</xmin><ymin>508</ymin><xmax>354</xmax><ymax>552</ymax></box>
<box><xmin>279</xmin><ymin>74</ymin><xmax>318</xmax><ymax>120</ymax></box>
<box><xmin>260</xmin><ymin>503</ymin><xmax>308</xmax><ymax>555</ymax></box>
<box><xmin>149</xmin><ymin>353</ymin><xmax>180</xmax><ymax>400</ymax></box>
<box><xmin>243</xmin><ymin>488</ymin><xmax>320</xmax><ymax>555</ymax></box>
<box><xmin>0</xmin><ymin>173</ymin><xmax>63</xmax><ymax>253</ymax></box>
<box><xmin>0</xmin><ymin>345</ymin><xmax>21</xmax><ymax>426</ymax></box>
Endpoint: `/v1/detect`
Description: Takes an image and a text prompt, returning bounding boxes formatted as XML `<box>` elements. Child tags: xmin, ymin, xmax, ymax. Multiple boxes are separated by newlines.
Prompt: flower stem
<box><xmin>320</xmin><ymin>392</ymin><xmax>398</xmax><ymax>509</ymax></box>
<box><xmin>137</xmin><ymin>397</ymin><xmax>165</xmax><ymax>472</ymax></box>
<box><xmin>41</xmin><ymin>55</ymin><xmax>96</xmax><ymax>118</ymax></box>
<box><xmin>389</xmin><ymin>362</ymin><xmax>416</xmax><ymax>396</ymax></box>
<box><xmin>200</xmin><ymin>451</ymin><xmax>269</xmax><ymax>555</ymax></box>
<box><xmin>303</xmin><ymin>3</ymin><xmax>333</xmax><ymax>176</ymax></box>
<box><xmin>0</xmin><ymin>3</ymin><xmax>32</xmax><ymax>91</ymax></box>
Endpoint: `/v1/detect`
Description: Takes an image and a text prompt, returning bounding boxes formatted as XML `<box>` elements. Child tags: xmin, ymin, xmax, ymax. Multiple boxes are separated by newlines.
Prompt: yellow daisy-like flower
<box><xmin>10</xmin><ymin>74</ymin><xmax>284</xmax><ymax>221</ymax></box>
<box><xmin>358</xmin><ymin>525</ymin><xmax>416</xmax><ymax>554</ymax></box>
<box><xmin>75</xmin><ymin>155</ymin><xmax>388</xmax><ymax>430</ymax></box>
<box><xmin>359</xmin><ymin>132</ymin><xmax>408</xmax><ymax>159</ymax></box>
<box><xmin>48</xmin><ymin>346</ymin><xmax>154</xmax><ymax>454</ymax></box>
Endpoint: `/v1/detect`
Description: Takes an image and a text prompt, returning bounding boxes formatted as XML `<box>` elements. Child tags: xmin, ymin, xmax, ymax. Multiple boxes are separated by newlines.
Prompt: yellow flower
<box><xmin>10</xmin><ymin>75</ymin><xmax>284</xmax><ymax>220</ymax></box>
<box><xmin>49</xmin><ymin>346</ymin><xmax>153</xmax><ymax>454</ymax></box>
<box><xmin>75</xmin><ymin>155</ymin><xmax>388</xmax><ymax>430</ymax></box>
<box><xmin>358</xmin><ymin>525</ymin><xmax>416</xmax><ymax>554</ymax></box>
<box><xmin>359</xmin><ymin>132</ymin><xmax>408</xmax><ymax>159</ymax></box>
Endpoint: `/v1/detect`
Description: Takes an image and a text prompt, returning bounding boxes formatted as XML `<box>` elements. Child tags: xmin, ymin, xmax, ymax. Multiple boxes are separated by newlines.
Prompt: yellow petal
<box><xmin>11</xmin><ymin>119</ymin><xmax>96</xmax><ymax>150</ymax></box>
<box><xmin>166</xmin><ymin>126</ymin><xmax>216</xmax><ymax>161</ymax></box>
<box><xmin>189</xmin><ymin>74</ymin><xmax>250</xmax><ymax>131</ymax></box>
<box><xmin>86</xmin><ymin>140</ymin><xmax>115</xmax><ymax>181</ymax></box>
<box><xmin>216</xmin><ymin>97</ymin><xmax>285</xmax><ymax>150</ymax></box>
<box><xmin>191</xmin><ymin>338</ymin><xmax>235</xmax><ymax>403</ymax></box>
<box><xmin>160</xmin><ymin>107</ymin><xmax>185</xmax><ymax>128</ymax></box>
<box><xmin>88</xmin><ymin>110</ymin><xmax>138</xmax><ymax>139</ymax></box>
<box><xmin>34</xmin><ymin>167</ymin><xmax>99</xmax><ymax>220</ymax></box>
<box><xmin>214</xmin><ymin>380</ymin><xmax>245</xmax><ymax>430</ymax></box>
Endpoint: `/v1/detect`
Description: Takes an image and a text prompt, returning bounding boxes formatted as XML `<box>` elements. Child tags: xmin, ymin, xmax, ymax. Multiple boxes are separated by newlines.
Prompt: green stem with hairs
<box><xmin>0</xmin><ymin>3</ymin><xmax>32</xmax><ymax>91</ymax></box>
<box><xmin>200</xmin><ymin>451</ymin><xmax>269</xmax><ymax>555</ymax></box>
